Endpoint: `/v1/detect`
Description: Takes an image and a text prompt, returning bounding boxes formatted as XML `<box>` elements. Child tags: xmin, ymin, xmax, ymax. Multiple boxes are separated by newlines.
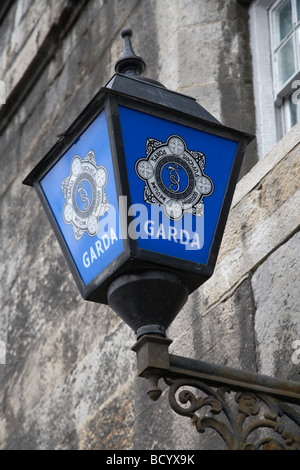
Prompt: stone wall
<box><xmin>0</xmin><ymin>0</ymin><xmax>298</xmax><ymax>450</ymax></box>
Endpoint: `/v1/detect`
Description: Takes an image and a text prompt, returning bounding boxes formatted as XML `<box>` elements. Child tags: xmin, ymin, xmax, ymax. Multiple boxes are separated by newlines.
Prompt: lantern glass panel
<box><xmin>40</xmin><ymin>109</ymin><xmax>124</xmax><ymax>286</ymax></box>
<box><xmin>118</xmin><ymin>105</ymin><xmax>239</xmax><ymax>266</ymax></box>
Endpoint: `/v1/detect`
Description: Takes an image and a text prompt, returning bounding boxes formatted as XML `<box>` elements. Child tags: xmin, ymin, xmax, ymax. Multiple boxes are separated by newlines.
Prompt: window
<box><xmin>270</xmin><ymin>0</ymin><xmax>300</xmax><ymax>135</ymax></box>
<box><xmin>249</xmin><ymin>0</ymin><xmax>300</xmax><ymax>159</ymax></box>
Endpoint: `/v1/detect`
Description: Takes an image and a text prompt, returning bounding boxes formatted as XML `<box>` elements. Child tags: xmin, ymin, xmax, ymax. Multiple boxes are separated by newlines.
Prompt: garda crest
<box><xmin>61</xmin><ymin>150</ymin><xmax>109</xmax><ymax>240</ymax></box>
<box><xmin>135</xmin><ymin>135</ymin><xmax>214</xmax><ymax>220</ymax></box>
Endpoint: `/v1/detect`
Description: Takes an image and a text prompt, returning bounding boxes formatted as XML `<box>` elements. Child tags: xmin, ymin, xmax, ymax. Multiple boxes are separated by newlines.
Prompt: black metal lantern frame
<box><xmin>23</xmin><ymin>72</ymin><xmax>252</xmax><ymax>306</ymax></box>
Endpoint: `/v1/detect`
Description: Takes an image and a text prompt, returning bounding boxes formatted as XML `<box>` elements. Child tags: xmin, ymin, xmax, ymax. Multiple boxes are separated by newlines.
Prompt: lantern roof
<box><xmin>23</xmin><ymin>28</ymin><xmax>252</xmax><ymax>188</ymax></box>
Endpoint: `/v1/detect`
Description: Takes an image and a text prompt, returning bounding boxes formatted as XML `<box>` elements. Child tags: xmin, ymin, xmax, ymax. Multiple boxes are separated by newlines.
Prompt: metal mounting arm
<box><xmin>132</xmin><ymin>334</ymin><xmax>300</xmax><ymax>450</ymax></box>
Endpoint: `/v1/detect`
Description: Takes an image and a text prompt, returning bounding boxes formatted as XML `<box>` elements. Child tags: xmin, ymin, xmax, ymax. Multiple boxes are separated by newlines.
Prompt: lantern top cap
<box><xmin>114</xmin><ymin>27</ymin><xmax>146</xmax><ymax>77</ymax></box>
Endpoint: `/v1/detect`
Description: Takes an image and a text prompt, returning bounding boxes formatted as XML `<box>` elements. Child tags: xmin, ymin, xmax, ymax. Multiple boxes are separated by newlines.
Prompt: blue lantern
<box><xmin>23</xmin><ymin>29</ymin><xmax>254</xmax><ymax>337</ymax></box>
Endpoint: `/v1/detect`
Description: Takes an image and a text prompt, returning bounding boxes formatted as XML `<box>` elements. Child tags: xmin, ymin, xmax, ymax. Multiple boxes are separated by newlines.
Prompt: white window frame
<box><xmin>249</xmin><ymin>0</ymin><xmax>300</xmax><ymax>159</ymax></box>
<box><xmin>269</xmin><ymin>0</ymin><xmax>300</xmax><ymax>135</ymax></box>
<box><xmin>250</xmin><ymin>0</ymin><xmax>278</xmax><ymax>159</ymax></box>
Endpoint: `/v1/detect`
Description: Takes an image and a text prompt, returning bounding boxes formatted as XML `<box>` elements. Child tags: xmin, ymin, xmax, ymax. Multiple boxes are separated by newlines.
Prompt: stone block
<box><xmin>77</xmin><ymin>381</ymin><xmax>135</xmax><ymax>450</ymax></box>
<box><xmin>177</xmin><ymin>22</ymin><xmax>222</xmax><ymax>88</ymax></box>
<box><xmin>2</xmin><ymin>1</ymin><xmax>64</xmax><ymax>95</ymax></box>
<box><xmin>178</xmin><ymin>81</ymin><xmax>222</xmax><ymax>122</ymax></box>
<box><xmin>178</xmin><ymin>0</ymin><xmax>239</xmax><ymax>26</ymax></box>
<box><xmin>251</xmin><ymin>231</ymin><xmax>300</xmax><ymax>378</ymax></box>
<box><xmin>232</xmin><ymin>121</ymin><xmax>300</xmax><ymax>208</ymax></box>
<box><xmin>188</xmin><ymin>277</ymin><xmax>256</xmax><ymax>371</ymax></box>
<box><xmin>3</xmin><ymin>321</ymin><xmax>135</xmax><ymax>449</ymax></box>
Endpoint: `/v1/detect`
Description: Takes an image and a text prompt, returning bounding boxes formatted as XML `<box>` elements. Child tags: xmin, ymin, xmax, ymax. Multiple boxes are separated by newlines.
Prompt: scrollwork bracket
<box><xmin>165</xmin><ymin>377</ymin><xmax>300</xmax><ymax>450</ymax></box>
<box><xmin>132</xmin><ymin>334</ymin><xmax>300</xmax><ymax>450</ymax></box>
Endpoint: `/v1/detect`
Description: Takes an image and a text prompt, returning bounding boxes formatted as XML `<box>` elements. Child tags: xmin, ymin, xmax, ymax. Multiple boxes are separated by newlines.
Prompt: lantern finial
<box><xmin>114</xmin><ymin>28</ymin><xmax>146</xmax><ymax>77</ymax></box>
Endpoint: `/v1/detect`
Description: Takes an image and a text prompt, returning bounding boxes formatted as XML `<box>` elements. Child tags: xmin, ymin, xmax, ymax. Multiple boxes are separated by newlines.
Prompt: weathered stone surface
<box><xmin>77</xmin><ymin>380</ymin><xmax>135</xmax><ymax>450</ymax></box>
<box><xmin>2</xmin><ymin>321</ymin><xmax>135</xmax><ymax>449</ymax></box>
<box><xmin>232</xmin><ymin>121</ymin><xmax>300</xmax><ymax>208</ymax></box>
<box><xmin>192</xmin><ymin>277</ymin><xmax>257</xmax><ymax>371</ymax></box>
<box><xmin>179</xmin><ymin>0</ymin><xmax>239</xmax><ymax>26</ymax></box>
<box><xmin>252</xmin><ymin>231</ymin><xmax>300</xmax><ymax>379</ymax></box>
<box><xmin>200</xmin><ymin>139</ymin><xmax>300</xmax><ymax>311</ymax></box>
<box><xmin>0</xmin><ymin>1</ymin><xmax>61</xmax><ymax>93</ymax></box>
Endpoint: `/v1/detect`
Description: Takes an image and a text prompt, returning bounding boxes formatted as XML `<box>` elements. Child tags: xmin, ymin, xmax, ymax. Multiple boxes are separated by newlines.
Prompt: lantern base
<box><xmin>107</xmin><ymin>269</ymin><xmax>189</xmax><ymax>338</ymax></box>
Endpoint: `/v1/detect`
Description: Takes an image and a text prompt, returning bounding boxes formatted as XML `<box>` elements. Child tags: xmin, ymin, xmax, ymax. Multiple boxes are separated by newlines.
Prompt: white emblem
<box><xmin>62</xmin><ymin>150</ymin><xmax>109</xmax><ymax>240</ymax></box>
<box><xmin>135</xmin><ymin>135</ymin><xmax>214</xmax><ymax>220</ymax></box>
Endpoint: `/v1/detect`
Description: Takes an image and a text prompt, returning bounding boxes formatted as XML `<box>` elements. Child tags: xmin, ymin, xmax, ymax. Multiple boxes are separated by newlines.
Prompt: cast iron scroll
<box><xmin>133</xmin><ymin>335</ymin><xmax>300</xmax><ymax>450</ymax></box>
<box><xmin>165</xmin><ymin>377</ymin><xmax>300</xmax><ymax>450</ymax></box>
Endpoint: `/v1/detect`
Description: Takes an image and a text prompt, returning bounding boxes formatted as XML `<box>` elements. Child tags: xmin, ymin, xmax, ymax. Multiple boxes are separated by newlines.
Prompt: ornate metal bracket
<box><xmin>132</xmin><ymin>335</ymin><xmax>300</xmax><ymax>450</ymax></box>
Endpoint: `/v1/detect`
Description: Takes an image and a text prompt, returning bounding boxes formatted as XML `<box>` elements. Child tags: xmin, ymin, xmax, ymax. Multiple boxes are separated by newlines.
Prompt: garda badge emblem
<box><xmin>61</xmin><ymin>150</ymin><xmax>109</xmax><ymax>240</ymax></box>
<box><xmin>135</xmin><ymin>135</ymin><xmax>214</xmax><ymax>220</ymax></box>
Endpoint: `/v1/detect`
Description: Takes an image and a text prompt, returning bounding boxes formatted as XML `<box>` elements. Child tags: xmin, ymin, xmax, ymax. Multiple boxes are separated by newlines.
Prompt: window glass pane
<box><xmin>276</xmin><ymin>36</ymin><xmax>295</xmax><ymax>88</ymax></box>
<box><xmin>275</xmin><ymin>0</ymin><xmax>292</xmax><ymax>46</ymax></box>
<box><xmin>298</xmin><ymin>27</ymin><xmax>300</xmax><ymax>63</ymax></box>
<box><xmin>297</xmin><ymin>0</ymin><xmax>300</xmax><ymax>22</ymax></box>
